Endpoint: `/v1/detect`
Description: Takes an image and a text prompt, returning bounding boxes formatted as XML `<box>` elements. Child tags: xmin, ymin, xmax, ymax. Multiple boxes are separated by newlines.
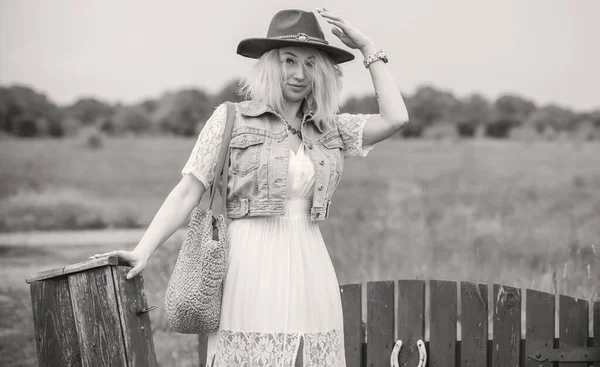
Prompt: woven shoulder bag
<box><xmin>164</xmin><ymin>102</ymin><xmax>235</xmax><ymax>334</ymax></box>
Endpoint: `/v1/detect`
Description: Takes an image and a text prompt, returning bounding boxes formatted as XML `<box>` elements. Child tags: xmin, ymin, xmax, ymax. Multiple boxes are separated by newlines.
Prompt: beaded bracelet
<box><xmin>363</xmin><ymin>49</ymin><xmax>388</xmax><ymax>68</ymax></box>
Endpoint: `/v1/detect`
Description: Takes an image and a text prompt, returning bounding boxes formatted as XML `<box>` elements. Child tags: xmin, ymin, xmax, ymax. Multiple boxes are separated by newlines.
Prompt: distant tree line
<box><xmin>1</xmin><ymin>81</ymin><xmax>599</xmax><ymax>140</ymax></box>
<box><xmin>340</xmin><ymin>86</ymin><xmax>600</xmax><ymax>140</ymax></box>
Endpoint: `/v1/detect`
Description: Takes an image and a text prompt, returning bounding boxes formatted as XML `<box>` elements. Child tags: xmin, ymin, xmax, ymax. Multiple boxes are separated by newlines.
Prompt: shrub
<box><xmin>485</xmin><ymin>120</ymin><xmax>514</xmax><ymax>138</ymax></box>
<box><xmin>98</xmin><ymin>117</ymin><xmax>115</xmax><ymax>135</ymax></box>
<box><xmin>13</xmin><ymin>115</ymin><xmax>38</xmax><ymax>137</ymax></box>
<box><xmin>47</xmin><ymin>119</ymin><xmax>66</xmax><ymax>137</ymax></box>
<box><xmin>78</xmin><ymin>126</ymin><xmax>104</xmax><ymax>149</ymax></box>
<box><xmin>456</xmin><ymin>122</ymin><xmax>477</xmax><ymax>138</ymax></box>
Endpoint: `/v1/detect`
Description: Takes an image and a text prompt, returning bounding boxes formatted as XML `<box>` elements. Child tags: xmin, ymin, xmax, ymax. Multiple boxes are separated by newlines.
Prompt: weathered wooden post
<box><xmin>25</xmin><ymin>255</ymin><xmax>158</xmax><ymax>367</ymax></box>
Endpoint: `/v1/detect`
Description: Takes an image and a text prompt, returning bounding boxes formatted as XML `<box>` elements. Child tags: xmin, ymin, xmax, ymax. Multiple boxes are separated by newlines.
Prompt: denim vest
<box><xmin>223</xmin><ymin>100</ymin><xmax>344</xmax><ymax>222</ymax></box>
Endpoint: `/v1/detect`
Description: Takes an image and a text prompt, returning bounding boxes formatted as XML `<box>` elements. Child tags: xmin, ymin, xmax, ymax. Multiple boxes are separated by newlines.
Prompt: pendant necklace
<box><xmin>284</xmin><ymin>119</ymin><xmax>303</xmax><ymax>141</ymax></box>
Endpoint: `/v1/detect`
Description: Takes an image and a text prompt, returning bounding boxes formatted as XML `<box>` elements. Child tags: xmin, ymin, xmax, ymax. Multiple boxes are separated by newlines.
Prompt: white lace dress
<box><xmin>181</xmin><ymin>103</ymin><xmax>375</xmax><ymax>367</ymax></box>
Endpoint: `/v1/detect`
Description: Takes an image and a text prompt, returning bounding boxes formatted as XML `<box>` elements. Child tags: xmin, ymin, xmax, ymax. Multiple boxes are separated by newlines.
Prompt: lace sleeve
<box><xmin>335</xmin><ymin>113</ymin><xmax>376</xmax><ymax>157</ymax></box>
<box><xmin>181</xmin><ymin>103</ymin><xmax>228</xmax><ymax>189</ymax></box>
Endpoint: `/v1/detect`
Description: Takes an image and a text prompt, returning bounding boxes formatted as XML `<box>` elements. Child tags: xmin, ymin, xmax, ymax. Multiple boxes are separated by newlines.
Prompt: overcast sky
<box><xmin>1</xmin><ymin>0</ymin><xmax>599</xmax><ymax>111</ymax></box>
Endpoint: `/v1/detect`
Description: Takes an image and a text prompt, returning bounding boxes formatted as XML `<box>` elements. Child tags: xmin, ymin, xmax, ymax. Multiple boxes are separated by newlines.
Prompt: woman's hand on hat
<box><xmin>316</xmin><ymin>7</ymin><xmax>375</xmax><ymax>54</ymax></box>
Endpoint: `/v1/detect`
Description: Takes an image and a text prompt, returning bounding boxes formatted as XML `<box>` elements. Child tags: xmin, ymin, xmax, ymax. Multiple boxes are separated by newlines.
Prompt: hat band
<box><xmin>271</xmin><ymin>33</ymin><xmax>329</xmax><ymax>45</ymax></box>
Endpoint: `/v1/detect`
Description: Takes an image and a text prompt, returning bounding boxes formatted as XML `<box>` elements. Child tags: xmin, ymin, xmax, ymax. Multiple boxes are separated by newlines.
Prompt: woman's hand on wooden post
<box><xmin>89</xmin><ymin>250</ymin><xmax>148</xmax><ymax>279</ymax></box>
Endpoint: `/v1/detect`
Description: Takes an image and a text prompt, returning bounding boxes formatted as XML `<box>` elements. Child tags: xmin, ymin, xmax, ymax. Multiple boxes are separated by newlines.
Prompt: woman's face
<box><xmin>278</xmin><ymin>46</ymin><xmax>315</xmax><ymax>104</ymax></box>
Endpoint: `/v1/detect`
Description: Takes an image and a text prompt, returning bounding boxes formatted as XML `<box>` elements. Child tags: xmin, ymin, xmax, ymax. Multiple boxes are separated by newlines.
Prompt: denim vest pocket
<box><xmin>229</xmin><ymin>133</ymin><xmax>265</xmax><ymax>176</ymax></box>
<box><xmin>319</xmin><ymin>133</ymin><xmax>344</xmax><ymax>170</ymax></box>
<box><xmin>320</xmin><ymin>135</ymin><xmax>344</xmax><ymax>150</ymax></box>
<box><xmin>318</xmin><ymin>132</ymin><xmax>345</xmax><ymax>196</ymax></box>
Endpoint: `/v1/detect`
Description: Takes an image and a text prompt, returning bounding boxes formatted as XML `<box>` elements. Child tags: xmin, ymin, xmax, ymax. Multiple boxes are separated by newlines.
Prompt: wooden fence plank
<box><xmin>367</xmin><ymin>281</ymin><xmax>395</xmax><ymax>367</ymax></box>
<box><xmin>429</xmin><ymin>280</ymin><xmax>457</xmax><ymax>367</ymax></box>
<box><xmin>68</xmin><ymin>267</ymin><xmax>128</xmax><ymax>367</ymax></box>
<box><xmin>492</xmin><ymin>284</ymin><xmax>521</xmax><ymax>367</ymax></box>
<box><xmin>30</xmin><ymin>278</ymin><xmax>82</xmax><ymax>367</ymax></box>
<box><xmin>594</xmin><ymin>301</ymin><xmax>599</xmax><ymax>367</ymax></box>
<box><xmin>525</xmin><ymin>289</ymin><xmax>555</xmax><ymax>367</ymax></box>
<box><xmin>559</xmin><ymin>295</ymin><xmax>588</xmax><ymax>367</ymax></box>
<box><xmin>341</xmin><ymin>283</ymin><xmax>364</xmax><ymax>367</ymax></box>
<box><xmin>111</xmin><ymin>266</ymin><xmax>158</xmax><ymax>367</ymax></box>
<box><xmin>460</xmin><ymin>282</ymin><xmax>487</xmax><ymax>367</ymax></box>
<box><xmin>397</xmin><ymin>280</ymin><xmax>425</xmax><ymax>367</ymax></box>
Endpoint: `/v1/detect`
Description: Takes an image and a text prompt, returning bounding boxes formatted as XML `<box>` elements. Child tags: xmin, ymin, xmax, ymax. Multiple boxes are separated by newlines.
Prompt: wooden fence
<box><xmin>199</xmin><ymin>280</ymin><xmax>600</xmax><ymax>366</ymax></box>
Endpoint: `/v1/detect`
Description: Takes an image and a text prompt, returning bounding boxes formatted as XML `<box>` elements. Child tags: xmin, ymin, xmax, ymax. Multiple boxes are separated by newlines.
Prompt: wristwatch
<box><xmin>364</xmin><ymin>50</ymin><xmax>388</xmax><ymax>68</ymax></box>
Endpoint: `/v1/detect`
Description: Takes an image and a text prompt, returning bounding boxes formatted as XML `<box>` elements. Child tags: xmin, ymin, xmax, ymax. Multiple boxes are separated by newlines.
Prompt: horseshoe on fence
<box><xmin>390</xmin><ymin>339</ymin><xmax>427</xmax><ymax>367</ymax></box>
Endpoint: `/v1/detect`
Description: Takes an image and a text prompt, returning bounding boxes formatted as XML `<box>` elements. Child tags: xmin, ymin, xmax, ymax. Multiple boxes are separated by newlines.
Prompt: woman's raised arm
<box><xmin>318</xmin><ymin>8</ymin><xmax>409</xmax><ymax>146</ymax></box>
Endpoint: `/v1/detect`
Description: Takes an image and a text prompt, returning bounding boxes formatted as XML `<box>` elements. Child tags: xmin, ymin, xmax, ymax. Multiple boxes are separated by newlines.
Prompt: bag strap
<box><xmin>208</xmin><ymin>102</ymin><xmax>235</xmax><ymax>217</ymax></box>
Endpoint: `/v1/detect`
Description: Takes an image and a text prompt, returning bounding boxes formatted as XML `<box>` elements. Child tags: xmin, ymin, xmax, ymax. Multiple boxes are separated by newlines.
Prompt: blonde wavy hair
<box><xmin>238</xmin><ymin>48</ymin><xmax>343</xmax><ymax>124</ymax></box>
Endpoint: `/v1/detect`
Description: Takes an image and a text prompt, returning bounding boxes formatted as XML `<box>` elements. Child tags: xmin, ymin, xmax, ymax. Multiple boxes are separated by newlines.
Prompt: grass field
<box><xmin>1</xmin><ymin>136</ymin><xmax>599</xmax><ymax>366</ymax></box>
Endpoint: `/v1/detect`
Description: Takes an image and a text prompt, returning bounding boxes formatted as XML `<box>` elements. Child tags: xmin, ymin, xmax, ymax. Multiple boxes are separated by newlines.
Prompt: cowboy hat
<box><xmin>237</xmin><ymin>9</ymin><xmax>355</xmax><ymax>64</ymax></box>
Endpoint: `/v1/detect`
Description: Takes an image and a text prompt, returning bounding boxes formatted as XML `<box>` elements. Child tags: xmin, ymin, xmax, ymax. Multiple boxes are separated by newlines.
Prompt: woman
<box><xmin>91</xmin><ymin>8</ymin><xmax>409</xmax><ymax>367</ymax></box>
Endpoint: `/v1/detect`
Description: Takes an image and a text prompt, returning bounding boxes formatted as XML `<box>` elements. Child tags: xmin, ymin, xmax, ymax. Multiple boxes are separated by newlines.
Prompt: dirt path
<box><xmin>0</xmin><ymin>228</ymin><xmax>187</xmax><ymax>247</ymax></box>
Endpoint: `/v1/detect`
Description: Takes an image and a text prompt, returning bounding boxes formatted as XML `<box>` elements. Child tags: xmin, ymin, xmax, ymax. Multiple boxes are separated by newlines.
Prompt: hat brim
<box><xmin>237</xmin><ymin>38</ymin><xmax>355</xmax><ymax>64</ymax></box>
